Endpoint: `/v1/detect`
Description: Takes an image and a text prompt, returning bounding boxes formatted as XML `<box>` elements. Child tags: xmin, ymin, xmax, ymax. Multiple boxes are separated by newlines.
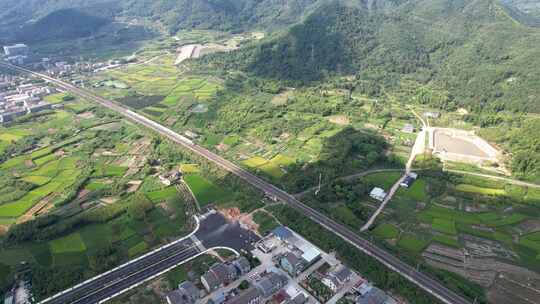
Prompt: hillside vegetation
<box><xmin>213</xmin><ymin>0</ymin><xmax>540</xmax><ymax>113</ymax></box>
<box><xmin>0</xmin><ymin>0</ymin><xmax>324</xmax><ymax>42</ymax></box>
<box><xmin>16</xmin><ymin>9</ymin><xmax>111</xmax><ymax>43</ymax></box>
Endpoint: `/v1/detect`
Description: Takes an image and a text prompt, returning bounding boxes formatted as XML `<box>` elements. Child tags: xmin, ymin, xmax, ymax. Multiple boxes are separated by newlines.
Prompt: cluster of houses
<box><xmin>166</xmin><ymin>225</ymin><xmax>399</xmax><ymax>304</ymax></box>
<box><xmin>0</xmin><ymin>80</ymin><xmax>57</xmax><ymax>123</ymax></box>
<box><xmin>269</xmin><ymin>227</ymin><xmax>321</xmax><ymax>277</ymax></box>
<box><xmin>3</xmin><ymin>43</ymin><xmax>29</xmax><ymax>65</ymax></box>
<box><xmin>159</xmin><ymin>169</ymin><xmax>182</xmax><ymax>186</ymax></box>
<box><xmin>166</xmin><ymin>256</ymin><xmax>298</xmax><ymax>304</ymax></box>
<box><xmin>201</xmin><ymin>257</ymin><xmax>252</xmax><ymax>293</ymax></box>
<box><xmin>352</xmin><ymin>278</ymin><xmax>397</xmax><ymax>304</ymax></box>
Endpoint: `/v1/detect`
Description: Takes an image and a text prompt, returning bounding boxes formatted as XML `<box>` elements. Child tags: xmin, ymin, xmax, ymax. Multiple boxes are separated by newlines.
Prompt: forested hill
<box><xmin>0</xmin><ymin>0</ymin><xmax>324</xmax><ymax>39</ymax></box>
<box><xmin>16</xmin><ymin>9</ymin><xmax>111</xmax><ymax>43</ymax></box>
<box><xmin>212</xmin><ymin>0</ymin><xmax>540</xmax><ymax>114</ymax></box>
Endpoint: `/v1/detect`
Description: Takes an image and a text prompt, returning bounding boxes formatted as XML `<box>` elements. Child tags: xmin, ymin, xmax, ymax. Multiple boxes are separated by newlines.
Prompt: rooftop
<box><xmin>272</xmin><ymin>226</ymin><xmax>293</xmax><ymax>240</ymax></box>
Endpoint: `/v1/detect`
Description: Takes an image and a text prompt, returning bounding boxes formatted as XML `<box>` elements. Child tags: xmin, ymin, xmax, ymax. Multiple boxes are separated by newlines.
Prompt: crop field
<box><xmin>398</xmin><ymin>234</ymin><xmax>430</xmax><ymax>254</ymax></box>
<box><xmin>179</xmin><ymin>164</ymin><xmax>200</xmax><ymax>173</ymax></box>
<box><xmin>85</xmin><ymin>180</ymin><xmax>109</xmax><ymax>191</ymax></box>
<box><xmin>365</xmin><ymin>166</ymin><xmax>540</xmax><ymax>286</ymax></box>
<box><xmin>433</xmin><ymin>234</ymin><xmax>460</xmax><ymax>248</ymax></box>
<box><xmin>183</xmin><ymin>174</ymin><xmax>232</xmax><ymax>206</ymax></box>
<box><xmin>242</xmin><ymin>154</ymin><xmax>295</xmax><ymax>179</ymax></box>
<box><xmin>105</xmin><ymin>56</ymin><xmax>179</xmax><ymax>96</ymax></box>
<box><xmin>0</xmin><ymin>128</ymin><xmax>31</xmax><ymax>151</ymax></box>
<box><xmin>161</xmin><ymin>77</ymin><xmax>221</xmax><ymax>107</ymax></box>
<box><xmin>0</xmin><ymin>158</ymin><xmax>81</xmax><ymax>218</ymax></box>
<box><xmin>93</xmin><ymin>164</ymin><xmax>127</xmax><ymax>177</ymax></box>
<box><xmin>0</xmin><ymin>95</ymin><xmax>232</xmax><ymax>297</ymax></box>
<box><xmin>455</xmin><ymin>184</ymin><xmax>506</xmax><ymax>196</ymax></box>
<box><xmin>432</xmin><ymin>219</ymin><xmax>457</xmax><ymax>235</ymax></box>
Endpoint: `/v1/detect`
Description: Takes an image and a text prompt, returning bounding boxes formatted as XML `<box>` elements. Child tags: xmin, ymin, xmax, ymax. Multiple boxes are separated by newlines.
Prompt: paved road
<box><xmin>445</xmin><ymin>169</ymin><xmax>540</xmax><ymax>189</ymax></box>
<box><xmin>42</xmin><ymin>237</ymin><xmax>200</xmax><ymax>304</ymax></box>
<box><xmin>37</xmin><ymin>212</ymin><xmax>256</xmax><ymax>304</ymax></box>
<box><xmin>3</xmin><ymin>63</ymin><xmax>471</xmax><ymax>304</ymax></box>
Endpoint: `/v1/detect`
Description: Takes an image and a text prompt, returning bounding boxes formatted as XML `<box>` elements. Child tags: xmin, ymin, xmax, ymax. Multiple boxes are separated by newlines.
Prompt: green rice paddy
<box><xmin>183</xmin><ymin>174</ymin><xmax>232</xmax><ymax>206</ymax></box>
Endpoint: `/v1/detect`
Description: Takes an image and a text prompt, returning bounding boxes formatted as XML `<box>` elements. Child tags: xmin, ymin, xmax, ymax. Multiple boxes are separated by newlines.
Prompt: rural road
<box><xmin>2</xmin><ymin>63</ymin><xmax>471</xmax><ymax>304</ymax></box>
<box><xmin>293</xmin><ymin>168</ymin><xmax>404</xmax><ymax>198</ymax></box>
<box><xmin>360</xmin><ymin>109</ymin><xmax>427</xmax><ymax>232</ymax></box>
<box><xmin>445</xmin><ymin>169</ymin><xmax>540</xmax><ymax>189</ymax></box>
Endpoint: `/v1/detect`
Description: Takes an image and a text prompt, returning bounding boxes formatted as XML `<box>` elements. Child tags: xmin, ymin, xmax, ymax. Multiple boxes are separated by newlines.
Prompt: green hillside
<box><xmin>0</xmin><ymin>0</ymin><xmax>324</xmax><ymax>41</ymax></box>
<box><xmin>215</xmin><ymin>0</ymin><xmax>540</xmax><ymax>113</ymax></box>
<box><xmin>16</xmin><ymin>9</ymin><xmax>111</xmax><ymax>43</ymax></box>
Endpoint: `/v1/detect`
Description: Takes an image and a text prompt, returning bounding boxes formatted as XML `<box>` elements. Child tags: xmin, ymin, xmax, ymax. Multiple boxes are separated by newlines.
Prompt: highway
<box><xmin>42</xmin><ymin>238</ymin><xmax>201</xmax><ymax>304</ymax></box>
<box><xmin>2</xmin><ymin>63</ymin><xmax>471</xmax><ymax>304</ymax></box>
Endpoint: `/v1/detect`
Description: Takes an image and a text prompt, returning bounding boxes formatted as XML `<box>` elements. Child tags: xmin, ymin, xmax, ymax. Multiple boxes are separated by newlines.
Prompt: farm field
<box><xmin>0</xmin><ymin>90</ymin><xmax>252</xmax><ymax>300</ymax></box>
<box><xmin>183</xmin><ymin>174</ymin><xmax>232</xmax><ymax>207</ymax></box>
<box><xmin>242</xmin><ymin>154</ymin><xmax>295</xmax><ymax>179</ymax></box>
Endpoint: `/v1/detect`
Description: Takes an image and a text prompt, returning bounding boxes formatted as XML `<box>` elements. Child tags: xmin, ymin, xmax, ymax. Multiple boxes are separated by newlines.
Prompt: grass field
<box><xmin>85</xmin><ymin>180</ymin><xmax>109</xmax><ymax>191</ymax></box>
<box><xmin>222</xmin><ymin>135</ymin><xmax>240</xmax><ymax>146</ymax></box>
<box><xmin>398</xmin><ymin>234</ymin><xmax>430</xmax><ymax>254</ymax></box>
<box><xmin>363</xmin><ymin>171</ymin><xmax>402</xmax><ymax>190</ymax></box>
<box><xmin>183</xmin><ymin>174</ymin><xmax>231</xmax><ymax>206</ymax></box>
<box><xmin>373</xmin><ymin>223</ymin><xmax>400</xmax><ymax>239</ymax></box>
<box><xmin>330</xmin><ymin>205</ymin><xmax>363</xmax><ymax>228</ymax></box>
<box><xmin>44</xmin><ymin>93</ymin><xmax>69</xmax><ymax>104</ymax></box>
<box><xmin>397</xmin><ymin>179</ymin><xmax>427</xmax><ymax>201</ymax></box>
<box><xmin>49</xmin><ymin>233</ymin><xmax>87</xmax><ymax>253</ymax></box>
<box><xmin>432</xmin><ymin>219</ymin><xmax>457</xmax><ymax>235</ymax></box>
<box><xmin>146</xmin><ymin>187</ymin><xmax>178</xmax><ymax>203</ymax></box>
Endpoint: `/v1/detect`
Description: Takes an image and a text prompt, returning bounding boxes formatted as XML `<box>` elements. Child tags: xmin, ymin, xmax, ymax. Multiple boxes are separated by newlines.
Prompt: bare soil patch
<box><xmin>101</xmin><ymin>197</ymin><xmax>119</xmax><ymax>205</ymax></box>
<box><xmin>77</xmin><ymin>111</ymin><xmax>95</xmax><ymax>119</ymax></box>
<box><xmin>328</xmin><ymin>115</ymin><xmax>350</xmax><ymax>125</ymax></box>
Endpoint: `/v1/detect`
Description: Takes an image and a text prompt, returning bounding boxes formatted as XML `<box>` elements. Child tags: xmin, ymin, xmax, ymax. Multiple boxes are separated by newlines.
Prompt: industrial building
<box><xmin>3</xmin><ymin>44</ymin><xmax>29</xmax><ymax>56</ymax></box>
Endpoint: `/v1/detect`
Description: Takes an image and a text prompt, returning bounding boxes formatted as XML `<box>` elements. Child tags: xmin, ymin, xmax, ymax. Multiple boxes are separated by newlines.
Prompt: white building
<box><xmin>3</xmin><ymin>44</ymin><xmax>29</xmax><ymax>56</ymax></box>
<box><xmin>369</xmin><ymin>187</ymin><xmax>387</xmax><ymax>202</ymax></box>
